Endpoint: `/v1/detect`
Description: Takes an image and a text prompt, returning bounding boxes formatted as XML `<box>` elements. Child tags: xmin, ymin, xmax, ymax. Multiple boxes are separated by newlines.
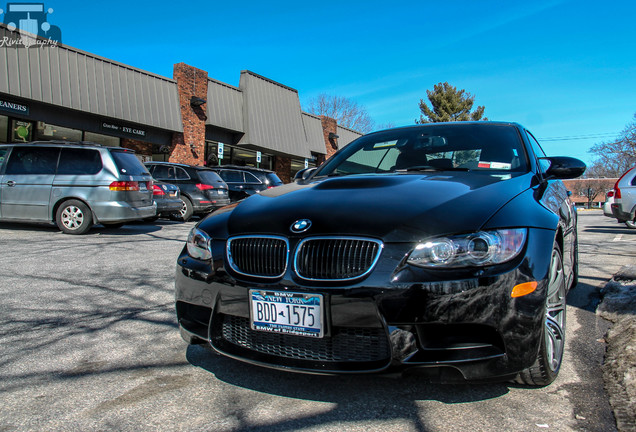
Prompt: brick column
<box><xmin>274</xmin><ymin>156</ymin><xmax>292</xmax><ymax>184</ymax></box>
<box><xmin>171</xmin><ymin>63</ymin><xmax>208</xmax><ymax>165</ymax></box>
<box><xmin>121</xmin><ymin>138</ymin><xmax>152</xmax><ymax>158</ymax></box>
<box><xmin>321</xmin><ymin>116</ymin><xmax>338</xmax><ymax>160</ymax></box>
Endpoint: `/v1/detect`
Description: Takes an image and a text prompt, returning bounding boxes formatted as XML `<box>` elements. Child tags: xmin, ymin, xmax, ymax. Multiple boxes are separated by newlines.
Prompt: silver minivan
<box><xmin>0</xmin><ymin>141</ymin><xmax>156</xmax><ymax>234</ymax></box>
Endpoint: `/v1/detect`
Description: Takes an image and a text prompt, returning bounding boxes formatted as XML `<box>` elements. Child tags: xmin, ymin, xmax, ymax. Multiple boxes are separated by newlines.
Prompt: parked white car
<box><xmin>603</xmin><ymin>190</ymin><xmax>615</xmax><ymax>217</ymax></box>
<box><xmin>610</xmin><ymin>167</ymin><xmax>636</xmax><ymax>229</ymax></box>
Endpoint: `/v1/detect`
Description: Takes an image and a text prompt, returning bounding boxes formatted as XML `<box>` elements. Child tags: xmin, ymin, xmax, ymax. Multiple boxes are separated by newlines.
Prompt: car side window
<box><xmin>175</xmin><ymin>168</ymin><xmax>190</xmax><ymax>180</ymax></box>
<box><xmin>220</xmin><ymin>170</ymin><xmax>243</xmax><ymax>183</ymax></box>
<box><xmin>0</xmin><ymin>148</ymin><xmax>7</xmax><ymax>171</ymax></box>
<box><xmin>152</xmin><ymin>165</ymin><xmax>174</xmax><ymax>180</ymax></box>
<box><xmin>244</xmin><ymin>172</ymin><xmax>261</xmax><ymax>184</ymax></box>
<box><xmin>58</xmin><ymin>148</ymin><xmax>103</xmax><ymax>175</ymax></box>
<box><xmin>5</xmin><ymin>146</ymin><xmax>59</xmax><ymax>175</ymax></box>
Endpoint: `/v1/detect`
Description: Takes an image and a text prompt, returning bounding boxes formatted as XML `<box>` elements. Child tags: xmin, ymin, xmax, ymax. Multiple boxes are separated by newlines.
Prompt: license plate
<box><xmin>250</xmin><ymin>290</ymin><xmax>323</xmax><ymax>338</ymax></box>
<box><xmin>139</xmin><ymin>182</ymin><xmax>147</xmax><ymax>191</ymax></box>
<box><xmin>218</xmin><ymin>190</ymin><xmax>226</xmax><ymax>195</ymax></box>
<box><xmin>169</xmin><ymin>191</ymin><xmax>177</xmax><ymax>197</ymax></box>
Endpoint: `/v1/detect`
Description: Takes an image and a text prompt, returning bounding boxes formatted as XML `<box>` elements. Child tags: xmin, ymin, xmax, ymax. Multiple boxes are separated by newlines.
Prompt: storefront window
<box><xmin>205</xmin><ymin>141</ymin><xmax>273</xmax><ymax>170</ymax></box>
<box><xmin>0</xmin><ymin>115</ymin><xmax>8</xmax><ymax>142</ymax></box>
<box><xmin>36</xmin><ymin>122</ymin><xmax>82</xmax><ymax>142</ymax></box>
<box><xmin>290</xmin><ymin>158</ymin><xmax>316</xmax><ymax>178</ymax></box>
<box><xmin>85</xmin><ymin>131</ymin><xmax>120</xmax><ymax>147</ymax></box>
<box><xmin>205</xmin><ymin>141</ymin><xmax>220</xmax><ymax>166</ymax></box>
<box><xmin>11</xmin><ymin>119</ymin><xmax>33</xmax><ymax>142</ymax></box>
<box><xmin>232</xmin><ymin>147</ymin><xmax>258</xmax><ymax>167</ymax></box>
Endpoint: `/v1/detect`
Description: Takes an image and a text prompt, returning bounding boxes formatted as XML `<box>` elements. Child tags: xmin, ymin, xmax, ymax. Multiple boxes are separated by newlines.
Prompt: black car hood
<box><xmin>223</xmin><ymin>172</ymin><xmax>534</xmax><ymax>242</ymax></box>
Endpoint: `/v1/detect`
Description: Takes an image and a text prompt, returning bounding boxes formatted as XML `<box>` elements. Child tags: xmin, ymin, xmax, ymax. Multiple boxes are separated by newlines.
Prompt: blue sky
<box><xmin>31</xmin><ymin>0</ymin><xmax>636</xmax><ymax>165</ymax></box>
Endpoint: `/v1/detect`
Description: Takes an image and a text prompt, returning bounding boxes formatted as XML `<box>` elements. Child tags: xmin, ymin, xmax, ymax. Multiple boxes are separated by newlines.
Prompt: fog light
<box><xmin>511</xmin><ymin>281</ymin><xmax>538</xmax><ymax>298</ymax></box>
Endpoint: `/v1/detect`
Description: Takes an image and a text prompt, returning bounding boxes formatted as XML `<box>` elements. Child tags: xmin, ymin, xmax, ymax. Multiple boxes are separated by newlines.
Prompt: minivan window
<box><xmin>5</xmin><ymin>146</ymin><xmax>59</xmax><ymax>175</ymax></box>
<box><xmin>57</xmin><ymin>148</ymin><xmax>103</xmax><ymax>175</ymax></box>
<box><xmin>0</xmin><ymin>148</ymin><xmax>7</xmax><ymax>170</ymax></box>
<box><xmin>110</xmin><ymin>150</ymin><xmax>149</xmax><ymax>176</ymax></box>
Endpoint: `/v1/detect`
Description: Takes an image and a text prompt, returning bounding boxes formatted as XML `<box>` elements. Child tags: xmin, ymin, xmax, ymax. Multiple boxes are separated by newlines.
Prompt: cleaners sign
<box><xmin>0</xmin><ymin>99</ymin><xmax>29</xmax><ymax>115</ymax></box>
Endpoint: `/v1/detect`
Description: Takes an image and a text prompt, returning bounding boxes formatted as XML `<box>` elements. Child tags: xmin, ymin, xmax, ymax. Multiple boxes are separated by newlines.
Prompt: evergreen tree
<box><xmin>416</xmin><ymin>82</ymin><xmax>487</xmax><ymax>123</ymax></box>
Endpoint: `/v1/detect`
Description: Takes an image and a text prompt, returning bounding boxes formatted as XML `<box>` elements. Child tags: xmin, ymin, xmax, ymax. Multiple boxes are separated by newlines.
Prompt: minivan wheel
<box><xmin>516</xmin><ymin>244</ymin><xmax>566</xmax><ymax>387</ymax></box>
<box><xmin>56</xmin><ymin>200</ymin><xmax>93</xmax><ymax>235</ymax></box>
<box><xmin>624</xmin><ymin>219</ymin><xmax>636</xmax><ymax>229</ymax></box>
<box><xmin>177</xmin><ymin>197</ymin><xmax>194</xmax><ymax>222</ymax></box>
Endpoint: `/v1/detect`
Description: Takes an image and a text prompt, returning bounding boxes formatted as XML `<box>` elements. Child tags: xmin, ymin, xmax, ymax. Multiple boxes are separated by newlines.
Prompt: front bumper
<box><xmin>175</xmin><ymin>228</ymin><xmax>555</xmax><ymax>381</ymax></box>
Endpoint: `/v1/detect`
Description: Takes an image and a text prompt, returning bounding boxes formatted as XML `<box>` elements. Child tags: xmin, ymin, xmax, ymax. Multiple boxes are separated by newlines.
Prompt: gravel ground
<box><xmin>598</xmin><ymin>265</ymin><xmax>636</xmax><ymax>432</ymax></box>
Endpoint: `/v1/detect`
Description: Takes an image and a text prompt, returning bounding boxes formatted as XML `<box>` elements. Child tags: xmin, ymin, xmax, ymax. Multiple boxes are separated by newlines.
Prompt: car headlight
<box><xmin>186</xmin><ymin>227</ymin><xmax>212</xmax><ymax>260</ymax></box>
<box><xmin>407</xmin><ymin>229</ymin><xmax>527</xmax><ymax>268</ymax></box>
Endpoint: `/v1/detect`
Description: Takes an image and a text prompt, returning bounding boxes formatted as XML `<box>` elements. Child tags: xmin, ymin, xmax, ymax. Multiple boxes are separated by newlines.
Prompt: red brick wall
<box><xmin>171</xmin><ymin>63</ymin><xmax>208</xmax><ymax>166</ymax></box>
<box><xmin>321</xmin><ymin>116</ymin><xmax>338</xmax><ymax>160</ymax></box>
<box><xmin>121</xmin><ymin>138</ymin><xmax>152</xmax><ymax>158</ymax></box>
<box><xmin>275</xmin><ymin>156</ymin><xmax>292</xmax><ymax>184</ymax></box>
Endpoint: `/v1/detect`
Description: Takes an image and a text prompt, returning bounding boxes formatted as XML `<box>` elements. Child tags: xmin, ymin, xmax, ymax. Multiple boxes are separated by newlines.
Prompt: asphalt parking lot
<box><xmin>0</xmin><ymin>211</ymin><xmax>634</xmax><ymax>432</ymax></box>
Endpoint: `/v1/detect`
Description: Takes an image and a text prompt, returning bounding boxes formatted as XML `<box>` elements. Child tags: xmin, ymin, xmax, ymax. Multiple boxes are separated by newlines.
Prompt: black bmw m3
<box><xmin>175</xmin><ymin>122</ymin><xmax>586</xmax><ymax>386</ymax></box>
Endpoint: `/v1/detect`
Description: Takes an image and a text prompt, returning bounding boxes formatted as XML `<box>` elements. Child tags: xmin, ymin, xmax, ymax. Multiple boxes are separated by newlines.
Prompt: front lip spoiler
<box><xmin>204</xmin><ymin>336</ymin><xmax>392</xmax><ymax>376</ymax></box>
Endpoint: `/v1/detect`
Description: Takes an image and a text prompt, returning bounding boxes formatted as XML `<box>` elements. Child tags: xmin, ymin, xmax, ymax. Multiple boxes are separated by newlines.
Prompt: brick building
<box><xmin>0</xmin><ymin>25</ymin><xmax>362</xmax><ymax>182</ymax></box>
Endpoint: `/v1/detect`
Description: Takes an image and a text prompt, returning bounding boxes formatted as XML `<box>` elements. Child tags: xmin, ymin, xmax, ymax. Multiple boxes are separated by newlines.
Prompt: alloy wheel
<box><xmin>61</xmin><ymin>205</ymin><xmax>85</xmax><ymax>230</ymax></box>
<box><xmin>544</xmin><ymin>248</ymin><xmax>566</xmax><ymax>372</ymax></box>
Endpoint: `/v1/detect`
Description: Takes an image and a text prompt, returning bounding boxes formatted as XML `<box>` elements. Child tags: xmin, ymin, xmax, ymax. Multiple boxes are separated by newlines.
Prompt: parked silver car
<box><xmin>611</xmin><ymin>167</ymin><xmax>636</xmax><ymax>229</ymax></box>
<box><xmin>0</xmin><ymin>141</ymin><xmax>156</xmax><ymax>234</ymax></box>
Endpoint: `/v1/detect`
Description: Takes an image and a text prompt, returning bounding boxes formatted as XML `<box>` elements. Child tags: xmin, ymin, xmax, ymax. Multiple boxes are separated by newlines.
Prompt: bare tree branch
<box><xmin>305</xmin><ymin>94</ymin><xmax>375</xmax><ymax>133</ymax></box>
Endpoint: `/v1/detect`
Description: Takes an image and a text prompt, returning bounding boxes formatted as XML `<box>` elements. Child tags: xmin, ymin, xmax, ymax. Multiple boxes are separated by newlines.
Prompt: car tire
<box><xmin>517</xmin><ymin>244</ymin><xmax>566</xmax><ymax>387</ymax></box>
<box><xmin>56</xmin><ymin>200</ymin><xmax>93</xmax><ymax>235</ymax></box>
<box><xmin>624</xmin><ymin>219</ymin><xmax>636</xmax><ymax>229</ymax></box>
<box><xmin>177</xmin><ymin>197</ymin><xmax>194</xmax><ymax>222</ymax></box>
<box><xmin>570</xmin><ymin>232</ymin><xmax>579</xmax><ymax>289</ymax></box>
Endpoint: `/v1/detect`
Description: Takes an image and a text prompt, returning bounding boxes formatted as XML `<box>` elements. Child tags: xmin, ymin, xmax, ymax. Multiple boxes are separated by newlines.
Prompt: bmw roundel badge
<box><xmin>291</xmin><ymin>219</ymin><xmax>312</xmax><ymax>233</ymax></box>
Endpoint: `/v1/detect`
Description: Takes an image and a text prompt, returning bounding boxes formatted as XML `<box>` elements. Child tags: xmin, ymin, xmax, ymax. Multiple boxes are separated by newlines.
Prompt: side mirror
<box><xmin>540</xmin><ymin>156</ymin><xmax>586</xmax><ymax>180</ymax></box>
<box><xmin>294</xmin><ymin>167</ymin><xmax>317</xmax><ymax>181</ymax></box>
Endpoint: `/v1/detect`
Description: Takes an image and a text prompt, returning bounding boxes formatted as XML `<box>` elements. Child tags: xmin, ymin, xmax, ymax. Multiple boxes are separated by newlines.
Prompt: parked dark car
<box><xmin>210</xmin><ymin>165</ymin><xmax>283</xmax><ymax>202</ymax></box>
<box><xmin>146</xmin><ymin>180</ymin><xmax>182</xmax><ymax>221</ymax></box>
<box><xmin>175</xmin><ymin>122</ymin><xmax>585</xmax><ymax>386</ymax></box>
<box><xmin>145</xmin><ymin>162</ymin><xmax>230</xmax><ymax>221</ymax></box>
<box><xmin>0</xmin><ymin>141</ymin><xmax>155</xmax><ymax>234</ymax></box>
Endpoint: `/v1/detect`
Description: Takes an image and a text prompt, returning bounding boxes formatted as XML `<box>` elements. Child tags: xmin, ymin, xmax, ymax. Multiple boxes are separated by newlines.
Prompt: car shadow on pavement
<box><xmin>581</xmin><ymin>225</ymin><xmax>635</xmax><ymax>235</ymax></box>
<box><xmin>0</xmin><ymin>220</ymin><xmax>171</xmax><ymax>235</ymax></box>
<box><xmin>186</xmin><ymin>345</ymin><xmax>509</xmax><ymax>432</ymax></box>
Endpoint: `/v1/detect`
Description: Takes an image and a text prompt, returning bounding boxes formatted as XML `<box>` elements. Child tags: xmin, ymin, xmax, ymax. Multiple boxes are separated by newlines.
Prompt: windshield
<box><xmin>314</xmin><ymin>124</ymin><xmax>529</xmax><ymax>177</ymax></box>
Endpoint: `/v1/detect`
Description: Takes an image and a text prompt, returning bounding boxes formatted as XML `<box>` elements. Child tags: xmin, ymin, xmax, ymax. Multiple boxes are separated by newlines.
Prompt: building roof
<box><xmin>301</xmin><ymin>112</ymin><xmax>328</xmax><ymax>154</ymax></box>
<box><xmin>238</xmin><ymin>70</ymin><xmax>313</xmax><ymax>159</ymax></box>
<box><xmin>206</xmin><ymin>77</ymin><xmax>244</xmax><ymax>133</ymax></box>
<box><xmin>337</xmin><ymin>124</ymin><xmax>363</xmax><ymax>147</ymax></box>
<box><xmin>0</xmin><ymin>25</ymin><xmax>183</xmax><ymax>133</ymax></box>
